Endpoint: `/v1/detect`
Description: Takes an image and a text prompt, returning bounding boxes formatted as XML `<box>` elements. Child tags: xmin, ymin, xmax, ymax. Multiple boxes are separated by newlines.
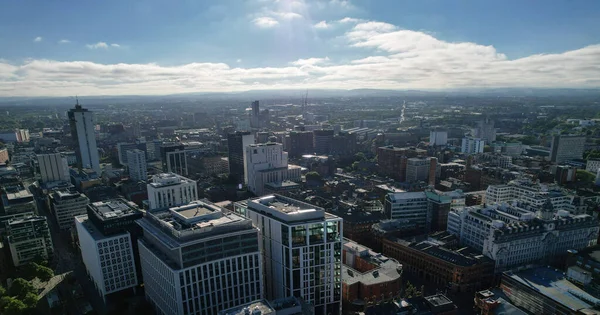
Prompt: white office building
<box><xmin>68</xmin><ymin>104</ymin><xmax>100</xmax><ymax>173</ymax></box>
<box><xmin>550</xmin><ymin>135</ymin><xmax>585</xmax><ymax>164</ymax></box>
<box><xmin>447</xmin><ymin>201</ymin><xmax>599</xmax><ymax>272</ymax></box>
<box><xmin>586</xmin><ymin>159</ymin><xmax>600</xmax><ymax>173</ymax></box>
<box><xmin>429</xmin><ymin>129</ymin><xmax>448</xmax><ymax>146</ymax></box>
<box><xmin>127</xmin><ymin>149</ymin><xmax>147</xmax><ymax>182</ymax></box>
<box><xmin>385</xmin><ymin>192</ymin><xmax>428</xmax><ymax>230</ymax></box>
<box><xmin>485</xmin><ymin>180</ymin><xmax>574</xmax><ymax>212</ymax></box>
<box><xmin>461</xmin><ymin>137</ymin><xmax>485</xmax><ymax>154</ymax></box>
<box><xmin>244</xmin><ymin>143</ymin><xmax>301</xmax><ymax>196</ymax></box>
<box><xmin>137</xmin><ymin>200</ymin><xmax>262</xmax><ymax>315</ymax></box>
<box><xmin>117</xmin><ymin>143</ymin><xmax>139</xmax><ymax>166</ymax></box>
<box><xmin>146</xmin><ymin>173</ymin><xmax>198</xmax><ymax>210</ymax></box>
<box><xmin>7</xmin><ymin>215</ymin><xmax>54</xmax><ymax>266</ymax></box>
<box><xmin>406</xmin><ymin>157</ymin><xmax>431</xmax><ymax>183</ymax></box>
<box><xmin>75</xmin><ymin>200</ymin><xmax>142</xmax><ymax>301</ymax></box>
<box><xmin>37</xmin><ymin>153</ymin><xmax>70</xmax><ymax>183</ymax></box>
<box><xmin>234</xmin><ymin>195</ymin><xmax>343</xmax><ymax>315</ymax></box>
<box><xmin>49</xmin><ymin>189</ymin><xmax>89</xmax><ymax>230</ymax></box>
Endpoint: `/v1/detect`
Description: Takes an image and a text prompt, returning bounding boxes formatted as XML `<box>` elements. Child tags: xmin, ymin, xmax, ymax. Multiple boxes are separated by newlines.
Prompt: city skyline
<box><xmin>1</xmin><ymin>0</ymin><xmax>600</xmax><ymax>96</ymax></box>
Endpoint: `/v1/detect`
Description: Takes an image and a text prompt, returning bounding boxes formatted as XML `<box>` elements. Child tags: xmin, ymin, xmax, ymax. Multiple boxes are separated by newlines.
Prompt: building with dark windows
<box><xmin>137</xmin><ymin>200</ymin><xmax>262</xmax><ymax>315</ymax></box>
<box><xmin>227</xmin><ymin>131</ymin><xmax>255</xmax><ymax>184</ymax></box>
<box><xmin>235</xmin><ymin>194</ymin><xmax>343</xmax><ymax>315</ymax></box>
<box><xmin>313</xmin><ymin>129</ymin><xmax>334</xmax><ymax>155</ymax></box>
<box><xmin>68</xmin><ymin>103</ymin><xmax>100</xmax><ymax>173</ymax></box>
<box><xmin>289</xmin><ymin>131</ymin><xmax>314</xmax><ymax>158</ymax></box>
<box><xmin>377</xmin><ymin>146</ymin><xmax>426</xmax><ymax>181</ymax></box>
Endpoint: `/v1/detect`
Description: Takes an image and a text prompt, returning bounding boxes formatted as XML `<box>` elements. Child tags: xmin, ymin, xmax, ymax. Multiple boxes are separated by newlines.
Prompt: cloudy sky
<box><xmin>1</xmin><ymin>0</ymin><xmax>599</xmax><ymax>97</ymax></box>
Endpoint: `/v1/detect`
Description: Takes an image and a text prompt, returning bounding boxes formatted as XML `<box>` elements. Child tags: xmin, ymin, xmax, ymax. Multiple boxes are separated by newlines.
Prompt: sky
<box><xmin>0</xmin><ymin>0</ymin><xmax>600</xmax><ymax>97</ymax></box>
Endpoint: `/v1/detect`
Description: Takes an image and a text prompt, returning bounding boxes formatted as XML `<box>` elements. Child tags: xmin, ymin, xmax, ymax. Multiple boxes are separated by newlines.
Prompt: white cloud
<box><xmin>338</xmin><ymin>17</ymin><xmax>362</xmax><ymax>23</ymax></box>
<box><xmin>58</xmin><ymin>39</ymin><xmax>71</xmax><ymax>44</ymax></box>
<box><xmin>110</xmin><ymin>43</ymin><xmax>121</xmax><ymax>48</ymax></box>
<box><xmin>237</xmin><ymin>59</ymin><xmax>242</xmax><ymax>63</ymax></box>
<box><xmin>86</xmin><ymin>42</ymin><xmax>109</xmax><ymax>49</ymax></box>
<box><xmin>271</xmin><ymin>11</ymin><xmax>303</xmax><ymax>20</ymax></box>
<box><xmin>253</xmin><ymin>17</ymin><xmax>279</xmax><ymax>28</ymax></box>
<box><xmin>2</xmin><ymin>19</ymin><xmax>600</xmax><ymax>97</ymax></box>
<box><xmin>33</xmin><ymin>37</ymin><xmax>42</xmax><ymax>42</ymax></box>
<box><xmin>290</xmin><ymin>57</ymin><xmax>330</xmax><ymax>66</ymax></box>
<box><xmin>314</xmin><ymin>21</ymin><xmax>329</xmax><ymax>29</ymax></box>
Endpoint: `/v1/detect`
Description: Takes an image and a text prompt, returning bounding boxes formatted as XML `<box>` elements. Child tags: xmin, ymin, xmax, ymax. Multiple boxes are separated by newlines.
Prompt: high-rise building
<box><xmin>117</xmin><ymin>142</ymin><xmax>147</xmax><ymax>166</ymax></box>
<box><xmin>550</xmin><ymin>135</ymin><xmax>585</xmax><ymax>164</ymax></box>
<box><xmin>127</xmin><ymin>149</ymin><xmax>147</xmax><ymax>182</ymax></box>
<box><xmin>313</xmin><ymin>129</ymin><xmax>334</xmax><ymax>155</ymax></box>
<box><xmin>447</xmin><ymin>202</ymin><xmax>599</xmax><ymax>272</ymax></box>
<box><xmin>472</xmin><ymin>118</ymin><xmax>496</xmax><ymax>142</ymax></box>
<box><xmin>429</xmin><ymin>129</ymin><xmax>448</xmax><ymax>146</ymax></box>
<box><xmin>7</xmin><ymin>215</ymin><xmax>53</xmax><ymax>266</ymax></box>
<box><xmin>234</xmin><ymin>194</ymin><xmax>343</xmax><ymax>315</ymax></box>
<box><xmin>75</xmin><ymin>199</ymin><xmax>142</xmax><ymax>302</ymax></box>
<box><xmin>461</xmin><ymin>137</ymin><xmax>485</xmax><ymax>154</ymax></box>
<box><xmin>251</xmin><ymin>100</ymin><xmax>260</xmax><ymax>128</ymax></box>
<box><xmin>137</xmin><ymin>200</ymin><xmax>262</xmax><ymax>315</ymax></box>
<box><xmin>289</xmin><ymin>131</ymin><xmax>314</xmax><ymax>158</ymax></box>
<box><xmin>146</xmin><ymin>139</ymin><xmax>163</xmax><ymax>161</ymax></box>
<box><xmin>146</xmin><ymin>173</ymin><xmax>198</xmax><ymax>210</ymax></box>
<box><xmin>68</xmin><ymin>103</ymin><xmax>100</xmax><ymax>173</ymax></box>
<box><xmin>37</xmin><ymin>153</ymin><xmax>70</xmax><ymax>183</ymax></box>
<box><xmin>49</xmin><ymin>189</ymin><xmax>89</xmax><ymax>230</ymax></box>
<box><xmin>228</xmin><ymin>131</ymin><xmax>255</xmax><ymax>184</ymax></box>
<box><xmin>244</xmin><ymin>143</ymin><xmax>301</xmax><ymax>196</ymax></box>
<box><xmin>384</xmin><ymin>192</ymin><xmax>428</xmax><ymax>231</ymax></box>
<box><xmin>160</xmin><ymin>143</ymin><xmax>185</xmax><ymax>171</ymax></box>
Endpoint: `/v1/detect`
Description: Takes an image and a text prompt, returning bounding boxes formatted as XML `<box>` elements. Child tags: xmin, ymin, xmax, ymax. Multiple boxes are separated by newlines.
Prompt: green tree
<box><xmin>20</xmin><ymin>263</ymin><xmax>38</xmax><ymax>281</ymax></box>
<box><xmin>354</xmin><ymin>152</ymin><xmax>366</xmax><ymax>161</ymax></box>
<box><xmin>0</xmin><ymin>285</ymin><xmax>5</xmax><ymax>297</ymax></box>
<box><xmin>577</xmin><ymin>170</ymin><xmax>596</xmax><ymax>183</ymax></box>
<box><xmin>0</xmin><ymin>296</ymin><xmax>27</xmax><ymax>315</ymax></box>
<box><xmin>8</xmin><ymin>279</ymin><xmax>36</xmax><ymax>300</ymax></box>
<box><xmin>36</xmin><ymin>265</ymin><xmax>54</xmax><ymax>282</ymax></box>
<box><xmin>22</xmin><ymin>293</ymin><xmax>38</xmax><ymax>309</ymax></box>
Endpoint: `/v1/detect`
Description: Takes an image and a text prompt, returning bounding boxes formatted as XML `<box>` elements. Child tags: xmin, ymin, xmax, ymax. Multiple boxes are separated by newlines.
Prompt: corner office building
<box><xmin>75</xmin><ymin>199</ymin><xmax>143</xmax><ymax>302</ymax></box>
<box><xmin>137</xmin><ymin>200</ymin><xmax>262</xmax><ymax>315</ymax></box>
<box><xmin>235</xmin><ymin>194</ymin><xmax>343</xmax><ymax>315</ymax></box>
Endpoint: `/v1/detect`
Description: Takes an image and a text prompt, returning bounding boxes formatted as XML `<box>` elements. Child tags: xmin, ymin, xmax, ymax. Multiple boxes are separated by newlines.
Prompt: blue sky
<box><xmin>1</xmin><ymin>0</ymin><xmax>599</xmax><ymax>96</ymax></box>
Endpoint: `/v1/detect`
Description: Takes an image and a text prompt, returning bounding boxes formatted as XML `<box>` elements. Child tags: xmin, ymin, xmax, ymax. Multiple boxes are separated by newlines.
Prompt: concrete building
<box><xmin>234</xmin><ymin>195</ymin><xmax>343</xmax><ymax>315</ymax></box>
<box><xmin>0</xmin><ymin>148</ymin><xmax>8</xmax><ymax>164</ymax></box>
<box><xmin>228</xmin><ymin>131</ymin><xmax>255</xmax><ymax>184</ymax></box>
<box><xmin>384</xmin><ymin>192</ymin><xmax>428</xmax><ymax>231</ymax></box>
<box><xmin>218</xmin><ymin>297</ymin><xmax>309</xmax><ymax>315</ymax></box>
<box><xmin>0</xmin><ymin>129</ymin><xmax>29</xmax><ymax>143</ymax></box>
<box><xmin>406</xmin><ymin>157</ymin><xmax>431</xmax><ymax>183</ymax></box>
<box><xmin>137</xmin><ymin>200</ymin><xmax>262</xmax><ymax>315</ymax></box>
<box><xmin>472</xmin><ymin>118</ymin><xmax>496</xmax><ymax>142</ymax></box>
<box><xmin>313</xmin><ymin>129</ymin><xmax>334</xmax><ymax>155</ymax></box>
<box><xmin>244</xmin><ymin>143</ymin><xmax>301</xmax><ymax>196</ymax></box>
<box><xmin>425</xmin><ymin>189</ymin><xmax>465</xmax><ymax>233</ymax></box>
<box><xmin>49</xmin><ymin>189</ymin><xmax>89</xmax><ymax>230</ymax></box>
<box><xmin>550</xmin><ymin>135</ymin><xmax>585</xmax><ymax>164</ymax></box>
<box><xmin>461</xmin><ymin>137</ymin><xmax>485</xmax><ymax>154</ymax></box>
<box><xmin>117</xmin><ymin>142</ymin><xmax>146</xmax><ymax>166</ymax></box>
<box><xmin>429</xmin><ymin>129</ymin><xmax>448</xmax><ymax>146</ymax></box>
<box><xmin>251</xmin><ymin>100</ymin><xmax>260</xmax><ymax>128</ymax></box>
<box><xmin>289</xmin><ymin>131</ymin><xmax>314</xmax><ymax>158</ymax></box>
<box><xmin>146</xmin><ymin>173</ymin><xmax>197</xmax><ymax>210</ymax></box>
<box><xmin>75</xmin><ymin>200</ymin><xmax>141</xmax><ymax>302</ymax></box>
<box><xmin>376</xmin><ymin>146</ymin><xmax>426</xmax><ymax>181</ymax></box>
<box><xmin>37</xmin><ymin>153</ymin><xmax>70</xmax><ymax>183</ymax></box>
<box><xmin>68</xmin><ymin>103</ymin><xmax>100</xmax><ymax>173</ymax></box>
<box><xmin>127</xmin><ymin>149</ymin><xmax>147</xmax><ymax>182</ymax></box>
<box><xmin>586</xmin><ymin>159</ymin><xmax>600</xmax><ymax>173</ymax></box>
<box><xmin>447</xmin><ymin>202</ymin><xmax>599</xmax><ymax>272</ymax></box>
<box><xmin>7</xmin><ymin>215</ymin><xmax>53</xmax><ymax>266</ymax></box>
<box><xmin>342</xmin><ymin>239</ymin><xmax>402</xmax><ymax>309</ymax></box>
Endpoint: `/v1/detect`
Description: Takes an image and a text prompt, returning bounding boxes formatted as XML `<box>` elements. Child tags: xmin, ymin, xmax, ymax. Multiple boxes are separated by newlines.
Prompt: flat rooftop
<box><xmin>76</xmin><ymin>215</ymin><xmax>127</xmax><ymax>241</ymax></box>
<box><xmin>504</xmin><ymin>267</ymin><xmax>600</xmax><ymax>311</ymax></box>
<box><xmin>88</xmin><ymin>199</ymin><xmax>138</xmax><ymax>221</ymax></box>
<box><xmin>148</xmin><ymin>172</ymin><xmax>194</xmax><ymax>188</ymax></box>
<box><xmin>247</xmin><ymin>194</ymin><xmax>339</xmax><ymax>223</ymax></box>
